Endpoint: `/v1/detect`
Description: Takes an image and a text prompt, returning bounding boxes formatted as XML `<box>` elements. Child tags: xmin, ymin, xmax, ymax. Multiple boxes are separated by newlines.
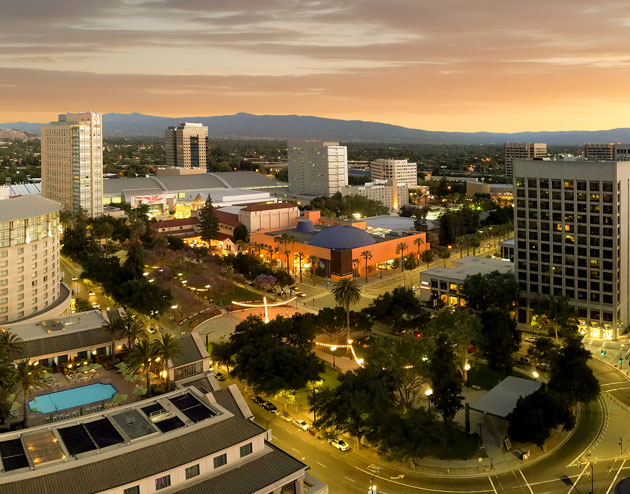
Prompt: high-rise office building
<box><xmin>165</xmin><ymin>122</ymin><xmax>208</xmax><ymax>169</ymax></box>
<box><xmin>513</xmin><ymin>159</ymin><xmax>630</xmax><ymax>340</ymax></box>
<box><xmin>370</xmin><ymin>159</ymin><xmax>418</xmax><ymax>188</ymax></box>
<box><xmin>584</xmin><ymin>143</ymin><xmax>630</xmax><ymax>161</ymax></box>
<box><xmin>41</xmin><ymin>112</ymin><xmax>103</xmax><ymax>217</ymax></box>
<box><xmin>287</xmin><ymin>140</ymin><xmax>348</xmax><ymax>196</ymax></box>
<box><xmin>504</xmin><ymin>143</ymin><xmax>547</xmax><ymax>178</ymax></box>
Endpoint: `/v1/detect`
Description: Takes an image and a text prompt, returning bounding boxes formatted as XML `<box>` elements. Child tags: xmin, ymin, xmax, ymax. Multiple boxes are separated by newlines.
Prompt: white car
<box><xmin>147</xmin><ymin>327</ymin><xmax>157</xmax><ymax>335</ymax></box>
<box><xmin>293</xmin><ymin>419</ymin><xmax>309</xmax><ymax>431</ymax></box>
<box><xmin>278</xmin><ymin>411</ymin><xmax>292</xmax><ymax>422</ymax></box>
<box><xmin>524</xmin><ymin>336</ymin><xmax>536</xmax><ymax>343</ymax></box>
<box><xmin>329</xmin><ymin>438</ymin><xmax>350</xmax><ymax>451</ymax></box>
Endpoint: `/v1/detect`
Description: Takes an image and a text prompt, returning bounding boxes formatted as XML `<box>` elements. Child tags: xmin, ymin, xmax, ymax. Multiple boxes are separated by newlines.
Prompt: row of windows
<box><xmin>517</xmin><ymin>247</ymin><xmax>615</xmax><ymax>261</ymax></box>
<box><xmin>517</xmin><ymin>261</ymin><xmax>615</xmax><ymax>278</ymax></box>
<box><xmin>518</xmin><ymin>272</ymin><xmax>615</xmax><ymax>292</ymax></box>
<box><xmin>123</xmin><ymin>443</ymin><xmax>254</xmax><ymax>494</ymax></box>
<box><xmin>518</xmin><ymin>226</ymin><xmax>616</xmax><ymax>238</ymax></box>
<box><xmin>516</xmin><ymin>178</ymin><xmax>615</xmax><ymax>191</ymax></box>
<box><xmin>519</xmin><ymin>282</ymin><xmax>616</xmax><ymax>304</ymax></box>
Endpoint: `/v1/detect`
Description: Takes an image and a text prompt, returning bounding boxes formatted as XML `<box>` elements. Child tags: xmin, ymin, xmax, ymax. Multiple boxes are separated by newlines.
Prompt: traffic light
<box><xmin>368</xmin><ymin>484</ymin><xmax>377</xmax><ymax>494</ymax></box>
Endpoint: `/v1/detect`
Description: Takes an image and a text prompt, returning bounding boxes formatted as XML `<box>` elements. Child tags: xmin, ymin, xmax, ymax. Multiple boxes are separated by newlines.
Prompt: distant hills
<box><xmin>2</xmin><ymin>112</ymin><xmax>630</xmax><ymax>145</ymax></box>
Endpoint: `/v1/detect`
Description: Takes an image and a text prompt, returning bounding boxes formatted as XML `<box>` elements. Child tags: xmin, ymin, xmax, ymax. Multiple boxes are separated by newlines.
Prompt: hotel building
<box><xmin>41</xmin><ymin>112</ymin><xmax>103</xmax><ymax>217</ymax></box>
<box><xmin>504</xmin><ymin>143</ymin><xmax>547</xmax><ymax>179</ymax></box>
<box><xmin>370</xmin><ymin>159</ymin><xmax>417</xmax><ymax>188</ymax></box>
<box><xmin>513</xmin><ymin>159</ymin><xmax>630</xmax><ymax>339</ymax></box>
<box><xmin>584</xmin><ymin>143</ymin><xmax>630</xmax><ymax>162</ymax></box>
<box><xmin>165</xmin><ymin>123</ymin><xmax>209</xmax><ymax>170</ymax></box>
<box><xmin>340</xmin><ymin>180</ymin><xmax>409</xmax><ymax>210</ymax></box>
<box><xmin>288</xmin><ymin>140</ymin><xmax>348</xmax><ymax>196</ymax></box>
<box><xmin>0</xmin><ymin>195</ymin><xmax>70</xmax><ymax>325</ymax></box>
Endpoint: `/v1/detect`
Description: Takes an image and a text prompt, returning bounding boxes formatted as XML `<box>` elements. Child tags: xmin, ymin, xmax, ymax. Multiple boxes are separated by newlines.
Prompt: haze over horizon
<box><xmin>2</xmin><ymin>1</ymin><xmax>630</xmax><ymax>133</ymax></box>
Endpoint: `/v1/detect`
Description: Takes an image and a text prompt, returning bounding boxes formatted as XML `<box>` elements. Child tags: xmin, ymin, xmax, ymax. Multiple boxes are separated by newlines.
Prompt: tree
<box><xmin>478</xmin><ymin>310</ymin><xmax>521</xmax><ymax>374</ymax></box>
<box><xmin>332</xmin><ymin>278</ymin><xmax>362</xmax><ymax>353</ymax></box>
<box><xmin>123</xmin><ymin>240</ymin><xmax>145</xmax><ymax>280</ymax></box>
<box><xmin>154</xmin><ymin>333</ymin><xmax>180</xmax><ymax>392</ymax></box>
<box><xmin>253</xmin><ymin>273</ymin><xmax>276</xmax><ymax>291</ymax></box>
<box><xmin>403</xmin><ymin>254</ymin><xmax>417</xmax><ymax>272</ymax></box>
<box><xmin>315</xmin><ymin>307</ymin><xmax>346</xmax><ymax>368</ymax></box>
<box><xmin>294</xmin><ymin>252</ymin><xmax>305</xmax><ymax>283</ymax></box>
<box><xmin>122</xmin><ymin>314</ymin><xmax>145</xmax><ymax>350</ymax></box>
<box><xmin>413</xmin><ymin>236</ymin><xmax>425</xmax><ymax>258</ymax></box>
<box><xmin>274</xmin><ymin>269</ymin><xmax>294</xmax><ymax>297</ymax></box>
<box><xmin>396</xmin><ymin>242</ymin><xmax>408</xmax><ymax>272</ymax></box>
<box><xmin>199</xmin><ymin>196</ymin><xmax>219</xmax><ymax>242</ymax></box>
<box><xmin>210</xmin><ymin>341</ymin><xmax>234</xmax><ymax>376</ymax></box>
<box><xmin>365</xmin><ymin>287</ymin><xmax>428</xmax><ymax>333</ymax></box>
<box><xmin>548</xmin><ymin>340</ymin><xmax>600</xmax><ymax>405</ymax></box>
<box><xmin>532</xmin><ymin>297</ymin><xmax>580</xmax><ymax>343</ymax></box>
<box><xmin>360</xmin><ymin>250</ymin><xmax>373</xmax><ymax>283</ymax></box>
<box><xmin>421</xmin><ymin>249</ymin><xmax>434</xmax><ymax>269</ymax></box>
<box><xmin>462</xmin><ymin>271</ymin><xmax>519</xmax><ymax>313</ymax></box>
<box><xmin>428</xmin><ymin>339</ymin><xmax>463</xmax><ymax>423</ymax></box>
<box><xmin>437</xmin><ymin>246</ymin><xmax>450</xmax><ymax>267</ymax></box>
<box><xmin>102</xmin><ymin>317</ymin><xmax>125</xmax><ymax>364</ymax></box>
<box><xmin>230</xmin><ymin>315</ymin><xmax>323</xmax><ymax>394</ymax></box>
<box><xmin>0</xmin><ymin>330</ymin><xmax>23</xmax><ymax>360</ymax></box>
<box><xmin>14</xmin><ymin>360</ymin><xmax>47</xmax><ymax>428</ymax></box>
<box><xmin>526</xmin><ymin>337</ymin><xmax>558</xmax><ymax>369</ymax></box>
<box><xmin>233</xmin><ymin>224</ymin><xmax>248</xmax><ymax>243</ymax></box>
<box><xmin>507</xmin><ymin>387</ymin><xmax>574</xmax><ymax>448</ymax></box>
<box><xmin>127</xmin><ymin>337</ymin><xmax>160</xmax><ymax>398</ymax></box>
<box><xmin>308</xmin><ymin>255</ymin><xmax>319</xmax><ymax>285</ymax></box>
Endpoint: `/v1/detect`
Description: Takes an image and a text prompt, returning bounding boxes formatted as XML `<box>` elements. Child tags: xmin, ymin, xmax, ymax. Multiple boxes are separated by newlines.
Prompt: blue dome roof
<box><xmin>295</xmin><ymin>219</ymin><xmax>315</xmax><ymax>233</ymax></box>
<box><xmin>309</xmin><ymin>225</ymin><xmax>376</xmax><ymax>250</ymax></box>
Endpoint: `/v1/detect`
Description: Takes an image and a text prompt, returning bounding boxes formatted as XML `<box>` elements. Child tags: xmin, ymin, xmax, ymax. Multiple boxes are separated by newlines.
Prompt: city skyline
<box><xmin>2</xmin><ymin>1</ymin><xmax>630</xmax><ymax>132</ymax></box>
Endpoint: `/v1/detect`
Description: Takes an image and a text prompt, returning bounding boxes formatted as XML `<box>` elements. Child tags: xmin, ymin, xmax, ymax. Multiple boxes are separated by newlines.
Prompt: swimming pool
<box><xmin>29</xmin><ymin>383</ymin><xmax>118</xmax><ymax>414</ymax></box>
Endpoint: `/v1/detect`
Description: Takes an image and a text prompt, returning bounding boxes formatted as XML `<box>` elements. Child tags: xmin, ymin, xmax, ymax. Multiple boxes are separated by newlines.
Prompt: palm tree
<box><xmin>332</xmin><ymin>278</ymin><xmax>362</xmax><ymax>355</ymax></box>
<box><xmin>102</xmin><ymin>317</ymin><xmax>125</xmax><ymax>363</ymax></box>
<box><xmin>308</xmin><ymin>255</ymin><xmax>319</xmax><ymax>285</ymax></box>
<box><xmin>0</xmin><ymin>361</ymin><xmax>16</xmax><ymax>423</ymax></box>
<box><xmin>360</xmin><ymin>250</ymin><xmax>373</xmax><ymax>283</ymax></box>
<box><xmin>273</xmin><ymin>237</ymin><xmax>284</xmax><ymax>267</ymax></box>
<box><xmin>295</xmin><ymin>252</ymin><xmax>305</xmax><ymax>282</ymax></box>
<box><xmin>127</xmin><ymin>338</ymin><xmax>160</xmax><ymax>398</ymax></box>
<box><xmin>0</xmin><ymin>331</ymin><xmax>23</xmax><ymax>360</ymax></box>
<box><xmin>14</xmin><ymin>360</ymin><xmax>47</xmax><ymax>428</ymax></box>
<box><xmin>154</xmin><ymin>333</ymin><xmax>180</xmax><ymax>392</ymax></box>
<box><xmin>437</xmin><ymin>246</ymin><xmax>451</xmax><ymax>267</ymax></box>
<box><xmin>413</xmin><ymin>237</ymin><xmax>424</xmax><ymax>259</ymax></box>
<box><xmin>421</xmin><ymin>249</ymin><xmax>434</xmax><ymax>269</ymax></box>
<box><xmin>122</xmin><ymin>315</ymin><xmax>144</xmax><ymax>351</ymax></box>
<box><xmin>396</xmin><ymin>242</ymin><xmax>409</xmax><ymax>286</ymax></box>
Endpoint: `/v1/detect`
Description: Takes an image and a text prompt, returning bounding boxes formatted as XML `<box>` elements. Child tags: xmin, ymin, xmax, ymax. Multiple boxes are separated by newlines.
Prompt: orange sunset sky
<box><xmin>2</xmin><ymin>0</ymin><xmax>630</xmax><ymax>132</ymax></box>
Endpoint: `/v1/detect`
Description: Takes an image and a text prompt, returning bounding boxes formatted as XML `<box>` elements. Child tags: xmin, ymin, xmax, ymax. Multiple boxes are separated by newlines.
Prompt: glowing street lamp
<box><xmin>532</xmin><ymin>371</ymin><xmax>539</xmax><ymax>380</ymax></box>
<box><xmin>425</xmin><ymin>388</ymin><xmax>433</xmax><ymax>413</ymax></box>
<box><xmin>330</xmin><ymin>345</ymin><xmax>337</xmax><ymax>369</ymax></box>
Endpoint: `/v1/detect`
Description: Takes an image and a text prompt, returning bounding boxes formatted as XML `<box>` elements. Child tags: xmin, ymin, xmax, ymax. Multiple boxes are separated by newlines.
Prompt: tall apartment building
<box><xmin>370</xmin><ymin>159</ymin><xmax>418</xmax><ymax>188</ymax></box>
<box><xmin>287</xmin><ymin>140</ymin><xmax>348</xmax><ymax>196</ymax></box>
<box><xmin>340</xmin><ymin>180</ymin><xmax>409</xmax><ymax>210</ymax></box>
<box><xmin>504</xmin><ymin>143</ymin><xmax>547</xmax><ymax>179</ymax></box>
<box><xmin>165</xmin><ymin>122</ymin><xmax>208</xmax><ymax>169</ymax></box>
<box><xmin>41</xmin><ymin>112</ymin><xmax>103</xmax><ymax>217</ymax></box>
<box><xmin>584</xmin><ymin>143</ymin><xmax>630</xmax><ymax>161</ymax></box>
<box><xmin>513</xmin><ymin>159</ymin><xmax>630</xmax><ymax>340</ymax></box>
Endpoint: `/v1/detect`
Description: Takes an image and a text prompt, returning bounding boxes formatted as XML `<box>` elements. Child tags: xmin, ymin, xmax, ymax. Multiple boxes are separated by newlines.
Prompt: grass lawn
<box><xmin>467</xmin><ymin>361</ymin><xmax>534</xmax><ymax>390</ymax></box>
<box><xmin>214</xmin><ymin>285</ymin><xmax>260</xmax><ymax>306</ymax></box>
<box><xmin>435</xmin><ymin>428</ymin><xmax>484</xmax><ymax>460</ymax></box>
<box><xmin>293</xmin><ymin>364</ymin><xmax>341</xmax><ymax>410</ymax></box>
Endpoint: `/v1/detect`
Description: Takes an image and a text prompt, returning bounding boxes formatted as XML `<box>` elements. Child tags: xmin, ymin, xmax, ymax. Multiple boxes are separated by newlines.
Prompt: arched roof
<box><xmin>309</xmin><ymin>225</ymin><xmax>376</xmax><ymax>250</ymax></box>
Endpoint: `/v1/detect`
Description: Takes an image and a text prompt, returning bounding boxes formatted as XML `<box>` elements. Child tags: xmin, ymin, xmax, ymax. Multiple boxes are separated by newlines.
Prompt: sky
<box><xmin>2</xmin><ymin>0</ymin><xmax>630</xmax><ymax>132</ymax></box>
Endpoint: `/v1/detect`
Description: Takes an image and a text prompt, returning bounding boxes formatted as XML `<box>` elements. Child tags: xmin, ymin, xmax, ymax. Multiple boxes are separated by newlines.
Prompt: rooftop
<box><xmin>470</xmin><ymin>376</ymin><xmax>541</xmax><ymax>418</ymax></box>
<box><xmin>0</xmin><ymin>195</ymin><xmax>62</xmax><ymax>222</ymax></box>
<box><xmin>3</xmin><ymin>310</ymin><xmax>113</xmax><ymax>341</ymax></box>
<box><xmin>240</xmin><ymin>202</ymin><xmax>297</xmax><ymax>213</ymax></box>
<box><xmin>421</xmin><ymin>256</ymin><xmax>514</xmax><ymax>282</ymax></box>
<box><xmin>215</xmin><ymin>209</ymin><xmax>241</xmax><ymax>227</ymax></box>
<box><xmin>152</xmin><ymin>217</ymin><xmax>200</xmax><ymax>229</ymax></box>
<box><xmin>170</xmin><ymin>334</ymin><xmax>205</xmax><ymax>368</ymax></box>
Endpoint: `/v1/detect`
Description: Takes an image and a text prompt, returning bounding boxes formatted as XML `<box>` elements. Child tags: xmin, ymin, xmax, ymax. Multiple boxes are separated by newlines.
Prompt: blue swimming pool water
<box><xmin>29</xmin><ymin>383</ymin><xmax>117</xmax><ymax>413</ymax></box>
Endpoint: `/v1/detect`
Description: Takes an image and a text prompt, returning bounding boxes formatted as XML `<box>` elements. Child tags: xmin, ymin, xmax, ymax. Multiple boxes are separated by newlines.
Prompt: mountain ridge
<box><xmin>2</xmin><ymin>112</ymin><xmax>630</xmax><ymax>145</ymax></box>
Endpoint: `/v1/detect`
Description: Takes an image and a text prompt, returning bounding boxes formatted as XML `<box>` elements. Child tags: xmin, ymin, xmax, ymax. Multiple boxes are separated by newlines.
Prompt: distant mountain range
<box><xmin>2</xmin><ymin>112</ymin><xmax>630</xmax><ymax>145</ymax></box>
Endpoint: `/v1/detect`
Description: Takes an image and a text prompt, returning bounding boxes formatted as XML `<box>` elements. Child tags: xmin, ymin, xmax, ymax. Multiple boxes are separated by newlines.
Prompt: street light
<box><xmin>532</xmin><ymin>370</ymin><xmax>539</xmax><ymax>380</ymax></box>
<box><xmin>330</xmin><ymin>346</ymin><xmax>337</xmax><ymax>369</ymax></box>
<box><xmin>425</xmin><ymin>388</ymin><xmax>433</xmax><ymax>413</ymax></box>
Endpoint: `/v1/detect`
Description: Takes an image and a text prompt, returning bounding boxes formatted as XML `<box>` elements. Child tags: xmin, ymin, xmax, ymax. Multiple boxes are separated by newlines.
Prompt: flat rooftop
<box><xmin>421</xmin><ymin>256</ymin><xmax>513</xmax><ymax>281</ymax></box>
<box><xmin>263</xmin><ymin>225</ymin><xmax>413</xmax><ymax>246</ymax></box>
<box><xmin>3</xmin><ymin>310</ymin><xmax>110</xmax><ymax>341</ymax></box>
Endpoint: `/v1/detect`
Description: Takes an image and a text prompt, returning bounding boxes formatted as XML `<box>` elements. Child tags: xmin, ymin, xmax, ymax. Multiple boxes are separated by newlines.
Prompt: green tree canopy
<box><xmin>199</xmin><ymin>196</ymin><xmax>219</xmax><ymax>241</ymax></box>
<box><xmin>478</xmin><ymin>310</ymin><xmax>521</xmax><ymax>374</ymax></box>
<box><xmin>548</xmin><ymin>340</ymin><xmax>600</xmax><ymax>405</ymax></box>
<box><xmin>461</xmin><ymin>271</ymin><xmax>519</xmax><ymax>313</ymax></box>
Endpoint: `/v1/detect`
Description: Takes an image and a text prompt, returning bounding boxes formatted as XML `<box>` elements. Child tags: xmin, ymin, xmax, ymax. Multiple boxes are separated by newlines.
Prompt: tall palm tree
<box><xmin>14</xmin><ymin>360</ymin><xmax>47</xmax><ymax>428</ymax></box>
<box><xmin>308</xmin><ymin>255</ymin><xmax>319</xmax><ymax>285</ymax></box>
<box><xmin>295</xmin><ymin>252</ymin><xmax>305</xmax><ymax>282</ymax></box>
<box><xmin>360</xmin><ymin>250</ymin><xmax>373</xmax><ymax>283</ymax></box>
<box><xmin>0</xmin><ymin>331</ymin><xmax>23</xmax><ymax>360</ymax></box>
<box><xmin>122</xmin><ymin>315</ymin><xmax>144</xmax><ymax>351</ymax></box>
<box><xmin>127</xmin><ymin>337</ymin><xmax>160</xmax><ymax>398</ymax></box>
<box><xmin>102</xmin><ymin>317</ymin><xmax>125</xmax><ymax>363</ymax></box>
<box><xmin>413</xmin><ymin>237</ymin><xmax>424</xmax><ymax>259</ymax></box>
<box><xmin>273</xmin><ymin>237</ymin><xmax>283</xmax><ymax>266</ymax></box>
<box><xmin>396</xmin><ymin>242</ymin><xmax>409</xmax><ymax>287</ymax></box>
<box><xmin>154</xmin><ymin>333</ymin><xmax>180</xmax><ymax>392</ymax></box>
<box><xmin>0</xmin><ymin>361</ymin><xmax>16</xmax><ymax>423</ymax></box>
<box><xmin>332</xmin><ymin>279</ymin><xmax>362</xmax><ymax>355</ymax></box>
<box><xmin>437</xmin><ymin>246</ymin><xmax>451</xmax><ymax>267</ymax></box>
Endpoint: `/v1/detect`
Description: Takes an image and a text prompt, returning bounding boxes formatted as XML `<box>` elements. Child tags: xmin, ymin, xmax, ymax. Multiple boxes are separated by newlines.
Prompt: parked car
<box><xmin>293</xmin><ymin>419</ymin><xmax>309</xmax><ymax>431</ymax></box>
<box><xmin>251</xmin><ymin>396</ymin><xmax>265</xmax><ymax>406</ymax></box>
<box><xmin>262</xmin><ymin>401</ymin><xmax>277</xmax><ymax>413</ymax></box>
<box><xmin>516</xmin><ymin>356</ymin><xmax>530</xmax><ymax>365</ymax></box>
<box><xmin>92</xmin><ymin>304</ymin><xmax>101</xmax><ymax>310</ymax></box>
<box><xmin>524</xmin><ymin>336</ymin><xmax>537</xmax><ymax>343</ymax></box>
<box><xmin>146</xmin><ymin>327</ymin><xmax>157</xmax><ymax>335</ymax></box>
<box><xmin>329</xmin><ymin>438</ymin><xmax>350</xmax><ymax>451</ymax></box>
<box><xmin>278</xmin><ymin>411</ymin><xmax>292</xmax><ymax>422</ymax></box>
<box><xmin>88</xmin><ymin>291</ymin><xmax>95</xmax><ymax>296</ymax></box>
<box><xmin>213</xmin><ymin>371</ymin><xmax>225</xmax><ymax>381</ymax></box>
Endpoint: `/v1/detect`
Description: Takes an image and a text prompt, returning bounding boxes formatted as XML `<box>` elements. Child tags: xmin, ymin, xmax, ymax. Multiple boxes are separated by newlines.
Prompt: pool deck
<box><xmin>10</xmin><ymin>368</ymin><xmax>144</xmax><ymax>428</ymax></box>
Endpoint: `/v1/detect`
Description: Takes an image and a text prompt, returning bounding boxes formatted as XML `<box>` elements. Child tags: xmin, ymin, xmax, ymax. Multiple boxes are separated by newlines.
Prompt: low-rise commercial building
<box><xmin>340</xmin><ymin>180</ymin><xmax>409</xmax><ymax>210</ymax></box>
<box><xmin>238</xmin><ymin>203</ymin><xmax>300</xmax><ymax>232</ymax></box>
<box><xmin>419</xmin><ymin>257</ymin><xmax>514</xmax><ymax>307</ymax></box>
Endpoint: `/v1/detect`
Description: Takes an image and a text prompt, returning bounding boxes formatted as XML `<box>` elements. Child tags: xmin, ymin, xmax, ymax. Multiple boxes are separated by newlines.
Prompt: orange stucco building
<box><xmin>250</xmin><ymin>210</ymin><xmax>428</xmax><ymax>280</ymax></box>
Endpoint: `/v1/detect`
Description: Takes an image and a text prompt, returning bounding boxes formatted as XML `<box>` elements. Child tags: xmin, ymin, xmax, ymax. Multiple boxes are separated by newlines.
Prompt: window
<box><xmin>155</xmin><ymin>475</ymin><xmax>171</xmax><ymax>491</ymax></box>
<box><xmin>123</xmin><ymin>487</ymin><xmax>140</xmax><ymax>494</ymax></box>
<box><xmin>240</xmin><ymin>442</ymin><xmax>253</xmax><ymax>457</ymax></box>
<box><xmin>214</xmin><ymin>453</ymin><xmax>227</xmax><ymax>468</ymax></box>
<box><xmin>185</xmin><ymin>464</ymin><xmax>200</xmax><ymax>479</ymax></box>
<box><xmin>281</xmin><ymin>482</ymin><xmax>296</xmax><ymax>494</ymax></box>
